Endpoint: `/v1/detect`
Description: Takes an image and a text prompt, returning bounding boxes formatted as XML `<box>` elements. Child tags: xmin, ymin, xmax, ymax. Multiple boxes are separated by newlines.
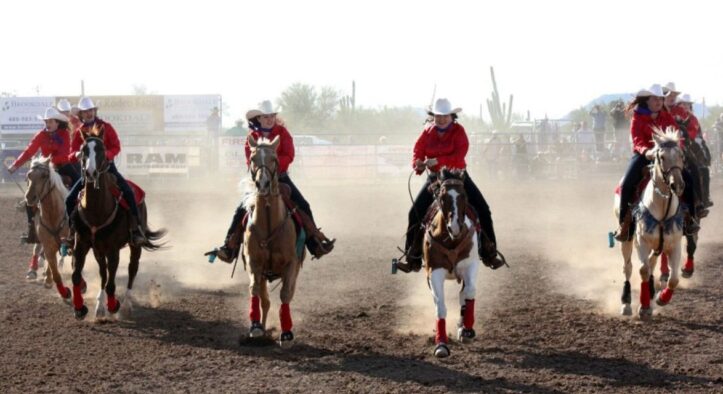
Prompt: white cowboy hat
<box><xmin>662</xmin><ymin>82</ymin><xmax>680</xmax><ymax>94</ymax></box>
<box><xmin>677</xmin><ymin>93</ymin><xmax>694</xmax><ymax>103</ymax></box>
<box><xmin>635</xmin><ymin>84</ymin><xmax>667</xmax><ymax>98</ymax></box>
<box><xmin>427</xmin><ymin>98</ymin><xmax>462</xmax><ymax>116</ymax></box>
<box><xmin>76</xmin><ymin>97</ymin><xmax>97</xmax><ymax>111</ymax></box>
<box><xmin>245</xmin><ymin>100</ymin><xmax>277</xmax><ymax>120</ymax></box>
<box><xmin>36</xmin><ymin>107</ymin><xmax>69</xmax><ymax>123</ymax></box>
<box><xmin>56</xmin><ymin>98</ymin><xmax>73</xmax><ymax>112</ymax></box>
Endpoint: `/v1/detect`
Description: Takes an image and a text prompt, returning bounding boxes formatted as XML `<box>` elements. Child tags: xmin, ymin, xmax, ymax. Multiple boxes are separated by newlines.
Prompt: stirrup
<box><xmin>215</xmin><ymin>245</ymin><xmax>237</xmax><ymax>263</ymax></box>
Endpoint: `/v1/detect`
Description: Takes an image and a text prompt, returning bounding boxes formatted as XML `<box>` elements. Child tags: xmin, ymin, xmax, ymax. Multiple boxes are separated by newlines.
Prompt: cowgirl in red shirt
<box><xmin>215</xmin><ymin>100</ymin><xmax>335</xmax><ymax>262</ymax></box>
<box><xmin>403</xmin><ymin>98</ymin><xmax>504</xmax><ymax>270</ymax></box>
<box><xmin>9</xmin><ymin>107</ymin><xmax>81</xmax><ymax>243</ymax></box>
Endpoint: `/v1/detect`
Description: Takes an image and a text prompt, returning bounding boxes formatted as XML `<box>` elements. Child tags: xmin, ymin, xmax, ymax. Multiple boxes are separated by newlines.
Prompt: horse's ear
<box><xmin>270</xmin><ymin>136</ymin><xmax>280</xmax><ymax>149</ymax></box>
<box><xmin>247</xmin><ymin>134</ymin><xmax>257</xmax><ymax>148</ymax></box>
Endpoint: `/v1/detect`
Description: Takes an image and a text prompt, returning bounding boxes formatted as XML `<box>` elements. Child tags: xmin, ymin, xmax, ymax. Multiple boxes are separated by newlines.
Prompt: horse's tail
<box><xmin>141</xmin><ymin>226</ymin><xmax>168</xmax><ymax>251</ymax></box>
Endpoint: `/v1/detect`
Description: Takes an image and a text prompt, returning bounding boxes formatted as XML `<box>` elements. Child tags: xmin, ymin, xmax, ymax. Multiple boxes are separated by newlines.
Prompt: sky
<box><xmin>1</xmin><ymin>0</ymin><xmax>722</xmax><ymax>125</ymax></box>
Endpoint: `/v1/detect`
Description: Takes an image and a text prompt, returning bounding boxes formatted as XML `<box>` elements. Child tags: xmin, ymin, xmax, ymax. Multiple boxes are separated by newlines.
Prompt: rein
<box><xmin>650</xmin><ymin>147</ymin><xmax>681</xmax><ymax>256</ymax></box>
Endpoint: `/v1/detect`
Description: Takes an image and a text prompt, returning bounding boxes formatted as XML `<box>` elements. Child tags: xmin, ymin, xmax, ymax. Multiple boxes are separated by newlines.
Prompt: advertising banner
<box><xmin>0</xmin><ymin>97</ymin><xmax>55</xmax><ymax>134</ymax></box>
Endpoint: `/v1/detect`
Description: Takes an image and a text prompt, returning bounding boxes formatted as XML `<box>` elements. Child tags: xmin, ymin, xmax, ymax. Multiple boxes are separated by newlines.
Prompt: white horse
<box><xmin>615</xmin><ymin>127</ymin><xmax>685</xmax><ymax>319</ymax></box>
<box><xmin>423</xmin><ymin>170</ymin><xmax>481</xmax><ymax>358</ymax></box>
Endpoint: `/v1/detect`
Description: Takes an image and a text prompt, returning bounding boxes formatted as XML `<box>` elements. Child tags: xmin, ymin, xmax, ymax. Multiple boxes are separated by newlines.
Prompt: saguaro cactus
<box><xmin>486</xmin><ymin>67</ymin><xmax>514</xmax><ymax>131</ymax></box>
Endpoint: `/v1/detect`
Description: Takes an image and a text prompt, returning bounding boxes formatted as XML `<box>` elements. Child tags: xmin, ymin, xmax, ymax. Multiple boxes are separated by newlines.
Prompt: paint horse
<box><xmin>70</xmin><ymin>129</ymin><xmax>165</xmax><ymax>320</ymax></box>
<box><xmin>423</xmin><ymin>169</ymin><xmax>481</xmax><ymax>358</ymax></box>
<box><xmin>24</xmin><ymin>157</ymin><xmax>73</xmax><ymax>301</ymax></box>
<box><xmin>243</xmin><ymin>135</ymin><xmax>304</xmax><ymax>348</ymax></box>
<box><xmin>614</xmin><ymin>127</ymin><xmax>685</xmax><ymax>319</ymax></box>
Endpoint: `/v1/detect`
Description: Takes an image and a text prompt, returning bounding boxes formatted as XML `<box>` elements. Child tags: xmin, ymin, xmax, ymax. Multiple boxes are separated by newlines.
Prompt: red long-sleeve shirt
<box><xmin>12</xmin><ymin>128</ymin><xmax>72</xmax><ymax>168</ymax></box>
<box><xmin>412</xmin><ymin>122</ymin><xmax>468</xmax><ymax>174</ymax></box>
<box><xmin>244</xmin><ymin>125</ymin><xmax>295</xmax><ymax>173</ymax></box>
<box><xmin>630</xmin><ymin>110</ymin><xmax>677</xmax><ymax>155</ymax></box>
<box><xmin>67</xmin><ymin>119</ymin><xmax>121</xmax><ymax>162</ymax></box>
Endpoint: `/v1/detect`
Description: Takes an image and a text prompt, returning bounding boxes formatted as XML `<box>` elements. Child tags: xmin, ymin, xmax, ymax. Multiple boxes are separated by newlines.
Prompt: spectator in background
<box><xmin>206</xmin><ymin>106</ymin><xmax>221</xmax><ymax>138</ymax></box>
<box><xmin>56</xmin><ymin>98</ymin><xmax>81</xmax><ymax>131</ymax></box>
<box><xmin>715</xmin><ymin>113</ymin><xmax>723</xmax><ymax>160</ymax></box>
<box><xmin>610</xmin><ymin>100</ymin><xmax>628</xmax><ymax>160</ymax></box>
<box><xmin>590</xmin><ymin>104</ymin><xmax>607</xmax><ymax>155</ymax></box>
<box><xmin>225</xmin><ymin>119</ymin><xmax>246</xmax><ymax>136</ymax></box>
<box><xmin>575</xmin><ymin>120</ymin><xmax>596</xmax><ymax>161</ymax></box>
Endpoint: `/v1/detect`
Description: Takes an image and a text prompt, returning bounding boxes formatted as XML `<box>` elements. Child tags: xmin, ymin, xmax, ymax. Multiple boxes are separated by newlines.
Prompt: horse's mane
<box><xmin>30</xmin><ymin>156</ymin><xmax>68</xmax><ymax>198</ymax></box>
<box><xmin>254</xmin><ymin>137</ymin><xmax>277</xmax><ymax>150</ymax></box>
<box><xmin>651</xmin><ymin>126</ymin><xmax>680</xmax><ymax>147</ymax></box>
<box><xmin>239</xmin><ymin>177</ymin><xmax>257</xmax><ymax>211</ymax></box>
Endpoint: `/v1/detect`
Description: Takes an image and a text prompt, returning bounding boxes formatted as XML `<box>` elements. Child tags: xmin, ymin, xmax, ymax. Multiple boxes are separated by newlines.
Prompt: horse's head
<box><xmin>25</xmin><ymin>157</ymin><xmax>52</xmax><ymax>207</ymax></box>
<box><xmin>651</xmin><ymin>126</ymin><xmax>685</xmax><ymax>197</ymax></box>
<box><xmin>79</xmin><ymin>126</ymin><xmax>108</xmax><ymax>186</ymax></box>
<box><xmin>437</xmin><ymin>168</ymin><xmax>468</xmax><ymax>239</ymax></box>
<box><xmin>247</xmin><ymin>134</ymin><xmax>280</xmax><ymax>196</ymax></box>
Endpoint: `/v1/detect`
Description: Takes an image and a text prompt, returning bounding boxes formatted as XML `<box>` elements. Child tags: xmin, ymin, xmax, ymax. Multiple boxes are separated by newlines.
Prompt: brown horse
<box><xmin>243</xmin><ymin>135</ymin><xmax>303</xmax><ymax>348</ymax></box>
<box><xmin>70</xmin><ymin>131</ymin><xmax>165</xmax><ymax>320</ymax></box>
<box><xmin>24</xmin><ymin>157</ymin><xmax>72</xmax><ymax>301</ymax></box>
<box><xmin>423</xmin><ymin>169</ymin><xmax>481</xmax><ymax>358</ymax></box>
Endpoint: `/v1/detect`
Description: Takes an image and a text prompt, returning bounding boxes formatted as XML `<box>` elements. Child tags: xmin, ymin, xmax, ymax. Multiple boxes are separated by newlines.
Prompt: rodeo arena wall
<box><xmin>2</xmin><ymin>95</ymin><xmax>722</xmax><ymax>185</ymax></box>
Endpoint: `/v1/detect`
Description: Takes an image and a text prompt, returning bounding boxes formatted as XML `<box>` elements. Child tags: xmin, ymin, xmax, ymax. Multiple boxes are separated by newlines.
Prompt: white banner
<box><xmin>117</xmin><ymin>146</ymin><xmax>201</xmax><ymax>175</ymax></box>
<box><xmin>163</xmin><ymin>95</ymin><xmax>221</xmax><ymax>133</ymax></box>
<box><xmin>218</xmin><ymin>136</ymin><xmax>247</xmax><ymax>173</ymax></box>
<box><xmin>0</xmin><ymin>97</ymin><xmax>55</xmax><ymax>134</ymax></box>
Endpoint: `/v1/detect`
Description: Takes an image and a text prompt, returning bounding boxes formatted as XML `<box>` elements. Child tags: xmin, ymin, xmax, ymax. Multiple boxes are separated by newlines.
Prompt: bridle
<box><xmin>81</xmin><ymin>136</ymin><xmax>110</xmax><ymax>189</ymax></box>
<box><xmin>433</xmin><ymin>177</ymin><xmax>467</xmax><ymax>241</ymax></box>
<box><xmin>26</xmin><ymin>163</ymin><xmax>55</xmax><ymax>207</ymax></box>
<box><xmin>249</xmin><ymin>146</ymin><xmax>280</xmax><ymax>197</ymax></box>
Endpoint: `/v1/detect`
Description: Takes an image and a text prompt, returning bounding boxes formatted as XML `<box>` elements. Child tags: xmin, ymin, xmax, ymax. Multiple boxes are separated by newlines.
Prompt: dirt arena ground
<box><xmin>1</xmin><ymin>171</ymin><xmax>721</xmax><ymax>393</ymax></box>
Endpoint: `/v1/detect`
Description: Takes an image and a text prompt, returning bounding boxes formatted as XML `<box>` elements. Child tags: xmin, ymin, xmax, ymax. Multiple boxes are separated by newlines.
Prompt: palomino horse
<box><xmin>423</xmin><ymin>169</ymin><xmax>480</xmax><ymax>358</ymax></box>
<box><xmin>25</xmin><ymin>157</ymin><xmax>72</xmax><ymax>301</ymax></box>
<box><xmin>614</xmin><ymin>127</ymin><xmax>685</xmax><ymax>319</ymax></box>
<box><xmin>70</xmin><ymin>132</ymin><xmax>165</xmax><ymax>320</ymax></box>
<box><xmin>244</xmin><ymin>135</ymin><xmax>303</xmax><ymax>348</ymax></box>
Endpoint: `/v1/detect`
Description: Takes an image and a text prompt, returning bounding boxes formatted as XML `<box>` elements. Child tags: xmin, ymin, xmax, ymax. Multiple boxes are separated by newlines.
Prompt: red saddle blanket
<box><xmin>78</xmin><ymin>180</ymin><xmax>145</xmax><ymax>210</ymax></box>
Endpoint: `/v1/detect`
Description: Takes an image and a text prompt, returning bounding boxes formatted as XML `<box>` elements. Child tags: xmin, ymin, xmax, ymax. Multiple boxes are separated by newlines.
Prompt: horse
<box><xmin>24</xmin><ymin>157</ymin><xmax>72</xmax><ymax>301</ymax></box>
<box><xmin>423</xmin><ymin>169</ymin><xmax>481</xmax><ymax>358</ymax></box>
<box><xmin>243</xmin><ymin>135</ymin><xmax>303</xmax><ymax>348</ymax></box>
<box><xmin>614</xmin><ymin>127</ymin><xmax>685</xmax><ymax>319</ymax></box>
<box><xmin>70</xmin><ymin>130</ymin><xmax>166</xmax><ymax>320</ymax></box>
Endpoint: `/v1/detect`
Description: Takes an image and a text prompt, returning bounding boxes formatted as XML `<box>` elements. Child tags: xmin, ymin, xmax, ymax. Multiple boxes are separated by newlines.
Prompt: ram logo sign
<box><xmin>120</xmin><ymin>147</ymin><xmax>200</xmax><ymax>175</ymax></box>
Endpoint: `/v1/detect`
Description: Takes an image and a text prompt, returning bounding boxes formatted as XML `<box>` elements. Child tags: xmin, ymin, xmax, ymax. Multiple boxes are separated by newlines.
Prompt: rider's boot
<box><xmin>129</xmin><ymin>215</ymin><xmax>146</xmax><ymax>247</ymax></box>
<box><xmin>613</xmin><ymin>209</ymin><xmax>633</xmax><ymax>242</ymax></box>
<box><xmin>216</xmin><ymin>231</ymin><xmax>241</xmax><ymax>263</ymax></box>
<box><xmin>299</xmin><ymin>212</ymin><xmax>335</xmax><ymax>259</ymax></box>
<box><xmin>21</xmin><ymin>219</ymin><xmax>39</xmax><ymax>244</ymax></box>
<box><xmin>684</xmin><ymin>212</ymin><xmax>700</xmax><ymax>236</ymax></box>
<box><xmin>404</xmin><ymin>227</ymin><xmax>424</xmax><ymax>272</ymax></box>
<box><xmin>478</xmin><ymin>232</ymin><xmax>505</xmax><ymax>269</ymax></box>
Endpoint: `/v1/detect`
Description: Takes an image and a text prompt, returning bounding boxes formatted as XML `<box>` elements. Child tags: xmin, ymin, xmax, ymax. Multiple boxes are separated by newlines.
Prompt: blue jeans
<box><xmin>65</xmin><ymin>162</ymin><xmax>139</xmax><ymax>219</ymax></box>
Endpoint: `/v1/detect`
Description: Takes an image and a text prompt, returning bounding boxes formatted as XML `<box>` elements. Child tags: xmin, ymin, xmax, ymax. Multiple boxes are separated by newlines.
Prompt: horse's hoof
<box><xmin>681</xmin><ymin>268</ymin><xmax>694</xmax><ymax>279</ymax></box>
<box><xmin>61</xmin><ymin>287</ymin><xmax>72</xmax><ymax>301</ymax></box>
<box><xmin>249</xmin><ymin>321</ymin><xmax>265</xmax><ymax>338</ymax></box>
<box><xmin>25</xmin><ymin>270</ymin><xmax>37</xmax><ymax>281</ymax></box>
<box><xmin>43</xmin><ymin>280</ymin><xmax>53</xmax><ymax>289</ymax></box>
<box><xmin>279</xmin><ymin>331</ymin><xmax>294</xmax><ymax>349</ymax></box>
<box><xmin>638</xmin><ymin>306</ymin><xmax>652</xmax><ymax>321</ymax></box>
<box><xmin>655</xmin><ymin>292</ymin><xmax>669</xmax><ymax>307</ymax></box>
<box><xmin>108</xmin><ymin>299</ymin><xmax>121</xmax><ymax>314</ymax></box>
<box><xmin>457</xmin><ymin>327</ymin><xmax>476</xmax><ymax>343</ymax></box>
<box><xmin>434</xmin><ymin>343</ymin><xmax>450</xmax><ymax>358</ymax></box>
<box><xmin>75</xmin><ymin>305</ymin><xmax>88</xmax><ymax>320</ymax></box>
<box><xmin>620</xmin><ymin>303</ymin><xmax>632</xmax><ymax>316</ymax></box>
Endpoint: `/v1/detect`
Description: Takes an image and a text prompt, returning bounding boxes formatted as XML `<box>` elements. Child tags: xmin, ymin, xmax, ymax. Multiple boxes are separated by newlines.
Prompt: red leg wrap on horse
<box><xmin>463</xmin><ymin>299</ymin><xmax>475</xmax><ymax>329</ymax></box>
<box><xmin>56</xmin><ymin>283</ymin><xmax>68</xmax><ymax>298</ymax></box>
<box><xmin>73</xmin><ymin>284</ymin><xmax>84</xmax><ymax>310</ymax></box>
<box><xmin>436</xmin><ymin>318</ymin><xmax>448</xmax><ymax>344</ymax></box>
<box><xmin>29</xmin><ymin>255</ymin><xmax>39</xmax><ymax>270</ymax></box>
<box><xmin>249</xmin><ymin>296</ymin><xmax>260</xmax><ymax>322</ymax></box>
<box><xmin>684</xmin><ymin>257</ymin><xmax>694</xmax><ymax>271</ymax></box>
<box><xmin>660</xmin><ymin>254</ymin><xmax>669</xmax><ymax>274</ymax></box>
<box><xmin>659</xmin><ymin>288</ymin><xmax>673</xmax><ymax>304</ymax></box>
<box><xmin>640</xmin><ymin>281</ymin><xmax>650</xmax><ymax>309</ymax></box>
<box><xmin>279</xmin><ymin>303</ymin><xmax>293</xmax><ymax>332</ymax></box>
<box><xmin>107</xmin><ymin>295</ymin><xmax>118</xmax><ymax>312</ymax></box>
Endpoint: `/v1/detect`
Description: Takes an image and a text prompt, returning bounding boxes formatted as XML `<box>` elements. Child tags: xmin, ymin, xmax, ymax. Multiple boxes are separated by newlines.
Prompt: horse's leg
<box><xmin>457</xmin><ymin>259</ymin><xmax>479</xmax><ymax>343</ymax></box>
<box><xmin>248</xmin><ymin>271</ymin><xmax>265</xmax><ymax>338</ymax></box>
<box><xmin>656</xmin><ymin>243</ymin><xmax>682</xmax><ymax>307</ymax></box>
<box><xmin>429</xmin><ymin>267</ymin><xmax>450</xmax><ymax>358</ymax></box>
<box><xmin>44</xmin><ymin>246</ymin><xmax>70</xmax><ymax>302</ymax></box>
<box><xmin>71</xmin><ymin>241</ymin><xmax>91</xmax><ymax>319</ymax></box>
<box><xmin>682</xmin><ymin>234</ymin><xmax>696</xmax><ymax>278</ymax></box>
<box><xmin>26</xmin><ymin>243</ymin><xmax>41</xmax><ymax>281</ymax></box>
<box><xmin>121</xmin><ymin>245</ymin><xmax>142</xmax><ymax>318</ymax></box>
<box><xmin>105</xmin><ymin>249</ymin><xmax>121</xmax><ymax>316</ymax></box>
<box><xmin>659</xmin><ymin>253</ymin><xmax>670</xmax><ymax>289</ymax></box>
<box><xmin>636</xmin><ymin>242</ymin><xmax>653</xmax><ymax>320</ymax></box>
<box><xmin>94</xmin><ymin>251</ymin><xmax>108</xmax><ymax>319</ymax></box>
<box><xmin>259</xmin><ymin>279</ymin><xmax>270</xmax><ymax>331</ymax></box>
<box><xmin>620</xmin><ymin>240</ymin><xmax>633</xmax><ymax>316</ymax></box>
<box><xmin>278</xmin><ymin>259</ymin><xmax>300</xmax><ymax>348</ymax></box>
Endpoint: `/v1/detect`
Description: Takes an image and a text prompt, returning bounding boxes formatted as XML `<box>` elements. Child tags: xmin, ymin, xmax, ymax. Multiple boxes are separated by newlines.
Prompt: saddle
<box><xmin>77</xmin><ymin>178</ymin><xmax>145</xmax><ymax>211</ymax></box>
